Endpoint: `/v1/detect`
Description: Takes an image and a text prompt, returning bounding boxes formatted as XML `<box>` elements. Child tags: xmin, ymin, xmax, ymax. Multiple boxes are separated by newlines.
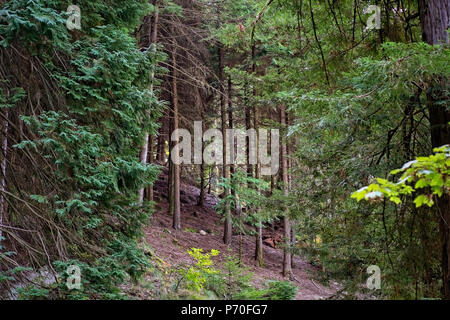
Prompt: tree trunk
<box><xmin>198</xmin><ymin>115</ymin><xmax>206</xmax><ymax>207</ymax></box>
<box><xmin>168</xmin><ymin>109</ymin><xmax>174</xmax><ymax>214</ymax></box>
<box><xmin>138</xmin><ymin>6</ymin><xmax>159</xmax><ymax>204</ymax></box>
<box><xmin>147</xmin><ymin>135</ymin><xmax>154</xmax><ymax>201</ymax></box>
<box><xmin>157</xmin><ymin>126</ymin><xmax>165</xmax><ymax>163</ymax></box>
<box><xmin>287</xmin><ymin>112</ymin><xmax>295</xmax><ymax>268</ymax></box>
<box><xmin>0</xmin><ymin>110</ymin><xmax>8</xmax><ymax>240</ymax></box>
<box><xmin>418</xmin><ymin>0</ymin><xmax>449</xmax><ymax>45</ymax></box>
<box><xmin>254</xmin><ymin>98</ymin><xmax>263</xmax><ymax>266</ymax></box>
<box><xmin>170</xmin><ymin>25</ymin><xmax>181</xmax><ymax>230</ymax></box>
<box><xmin>199</xmin><ymin>162</ymin><xmax>205</xmax><ymax>207</ymax></box>
<box><xmin>245</xmin><ymin>87</ymin><xmax>253</xmax><ymax>184</ymax></box>
<box><xmin>254</xmin><ymin>121</ymin><xmax>264</xmax><ymax>266</ymax></box>
<box><xmin>291</xmin><ymin>222</ymin><xmax>296</xmax><ymax>268</ymax></box>
<box><xmin>418</xmin><ymin>0</ymin><xmax>450</xmax><ymax>299</ymax></box>
<box><xmin>228</xmin><ymin>76</ymin><xmax>236</xmax><ymax>192</ymax></box>
<box><xmin>218</xmin><ymin>44</ymin><xmax>232</xmax><ymax>245</ymax></box>
<box><xmin>281</xmin><ymin>105</ymin><xmax>292</xmax><ymax>277</ymax></box>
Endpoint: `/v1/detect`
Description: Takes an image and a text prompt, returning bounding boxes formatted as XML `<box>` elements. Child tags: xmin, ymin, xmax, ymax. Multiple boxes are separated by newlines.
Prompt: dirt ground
<box><xmin>140</xmin><ymin>171</ymin><xmax>340</xmax><ymax>300</ymax></box>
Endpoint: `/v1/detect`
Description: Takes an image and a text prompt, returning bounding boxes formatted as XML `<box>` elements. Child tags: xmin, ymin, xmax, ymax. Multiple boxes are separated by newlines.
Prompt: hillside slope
<box><xmin>139</xmin><ymin>170</ymin><xmax>340</xmax><ymax>300</ymax></box>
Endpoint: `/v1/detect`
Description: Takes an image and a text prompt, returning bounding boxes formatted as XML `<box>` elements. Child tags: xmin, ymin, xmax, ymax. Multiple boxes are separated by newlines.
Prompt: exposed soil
<box><xmin>142</xmin><ymin>169</ymin><xmax>340</xmax><ymax>300</ymax></box>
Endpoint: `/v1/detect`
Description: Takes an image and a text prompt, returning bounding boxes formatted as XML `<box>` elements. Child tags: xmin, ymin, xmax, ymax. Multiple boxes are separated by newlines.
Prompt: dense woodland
<box><xmin>0</xmin><ymin>0</ymin><xmax>448</xmax><ymax>300</ymax></box>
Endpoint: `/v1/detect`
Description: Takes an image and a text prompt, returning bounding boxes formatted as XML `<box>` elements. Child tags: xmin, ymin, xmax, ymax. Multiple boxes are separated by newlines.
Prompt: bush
<box><xmin>265</xmin><ymin>281</ymin><xmax>298</xmax><ymax>300</ymax></box>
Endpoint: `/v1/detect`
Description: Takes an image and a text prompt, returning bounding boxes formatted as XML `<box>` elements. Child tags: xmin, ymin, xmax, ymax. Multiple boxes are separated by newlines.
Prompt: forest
<box><xmin>0</xmin><ymin>0</ymin><xmax>448</xmax><ymax>301</ymax></box>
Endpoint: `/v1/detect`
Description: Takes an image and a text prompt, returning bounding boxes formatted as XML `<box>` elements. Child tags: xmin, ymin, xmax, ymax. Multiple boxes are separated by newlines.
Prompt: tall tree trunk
<box><xmin>281</xmin><ymin>105</ymin><xmax>292</xmax><ymax>277</ymax></box>
<box><xmin>418</xmin><ymin>0</ymin><xmax>450</xmax><ymax>299</ymax></box>
<box><xmin>199</xmin><ymin>162</ymin><xmax>205</xmax><ymax>207</ymax></box>
<box><xmin>157</xmin><ymin>124</ymin><xmax>165</xmax><ymax>163</ymax></box>
<box><xmin>219</xmin><ymin>44</ymin><xmax>232</xmax><ymax>245</ymax></box>
<box><xmin>228</xmin><ymin>76</ymin><xmax>235</xmax><ymax>191</ymax></box>
<box><xmin>419</xmin><ymin>0</ymin><xmax>449</xmax><ymax>45</ymax></box>
<box><xmin>0</xmin><ymin>110</ymin><xmax>8</xmax><ymax>240</ymax></box>
<box><xmin>287</xmin><ymin>112</ymin><xmax>295</xmax><ymax>268</ymax></box>
<box><xmin>138</xmin><ymin>6</ymin><xmax>159</xmax><ymax>204</ymax></box>
<box><xmin>198</xmin><ymin>114</ymin><xmax>206</xmax><ymax>207</ymax></box>
<box><xmin>168</xmin><ymin>107</ymin><xmax>174</xmax><ymax>214</ymax></box>
<box><xmin>270</xmin><ymin>125</ymin><xmax>276</xmax><ymax>195</ymax></box>
<box><xmin>245</xmin><ymin>84</ymin><xmax>253</xmax><ymax>184</ymax></box>
<box><xmin>170</xmin><ymin>25</ymin><xmax>181</xmax><ymax>230</ymax></box>
<box><xmin>248</xmin><ymin>37</ymin><xmax>264</xmax><ymax>265</ymax></box>
<box><xmin>228</xmin><ymin>76</ymin><xmax>239</xmax><ymax>214</ymax></box>
<box><xmin>147</xmin><ymin>135</ymin><xmax>154</xmax><ymax>201</ymax></box>
<box><xmin>227</xmin><ymin>76</ymin><xmax>243</xmax><ymax>263</ymax></box>
<box><xmin>254</xmin><ymin>102</ymin><xmax>263</xmax><ymax>266</ymax></box>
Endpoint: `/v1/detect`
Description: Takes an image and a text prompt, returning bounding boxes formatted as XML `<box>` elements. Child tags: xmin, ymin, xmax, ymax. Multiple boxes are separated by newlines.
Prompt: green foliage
<box><xmin>183</xmin><ymin>227</ymin><xmax>197</xmax><ymax>233</ymax></box>
<box><xmin>212</xmin><ymin>254</ymin><xmax>254</xmax><ymax>299</ymax></box>
<box><xmin>352</xmin><ymin>145</ymin><xmax>450</xmax><ymax>207</ymax></box>
<box><xmin>0</xmin><ymin>237</ymin><xmax>30</xmax><ymax>287</ymax></box>
<box><xmin>16</xmin><ymin>286</ymin><xmax>50</xmax><ymax>300</ymax></box>
<box><xmin>163</xmin><ymin>249</ymin><xmax>282</xmax><ymax>300</ymax></box>
<box><xmin>0</xmin><ymin>0</ymin><xmax>165</xmax><ymax>299</ymax></box>
<box><xmin>182</xmin><ymin>248</ymin><xmax>220</xmax><ymax>292</ymax></box>
<box><xmin>264</xmin><ymin>280</ymin><xmax>298</xmax><ymax>300</ymax></box>
<box><xmin>217</xmin><ymin>169</ymin><xmax>272</xmax><ymax>233</ymax></box>
<box><xmin>234</xmin><ymin>280</ymin><xmax>298</xmax><ymax>300</ymax></box>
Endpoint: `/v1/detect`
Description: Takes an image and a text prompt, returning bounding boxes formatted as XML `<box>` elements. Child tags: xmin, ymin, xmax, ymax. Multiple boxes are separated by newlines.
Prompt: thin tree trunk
<box><xmin>138</xmin><ymin>6</ymin><xmax>159</xmax><ymax>204</ymax></box>
<box><xmin>270</xmin><ymin>127</ymin><xmax>276</xmax><ymax>195</ymax></box>
<box><xmin>291</xmin><ymin>223</ymin><xmax>296</xmax><ymax>268</ymax></box>
<box><xmin>199</xmin><ymin>162</ymin><xmax>205</xmax><ymax>207</ymax></box>
<box><xmin>418</xmin><ymin>0</ymin><xmax>450</xmax><ymax>299</ymax></box>
<box><xmin>249</xmin><ymin>37</ymin><xmax>264</xmax><ymax>265</ymax></box>
<box><xmin>147</xmin><ymin>135</ymin><xmax>154</xmax><ymax>201</ymax></box>
<box><xmin>157</xmin><ymin>125</ymin><xmax>165</xmax><ymax>163</ymax></box>
<box><xmin>170</xmin><ymin>24</ymin><xmax>181</xmax><ymax>230</ymax></box>
<box><xmin>281</xmin><ymin>105</ymin><xmax>292</xmax><ymax>277</ymax></box>
<box><xmin>287</xmin><ymin>112</ymin><xmax>295</xmax><ymax>268</ymax></box>
<box><xmin>219</xmin><ymin>44</ymin><xmax>232</xmax><ymax>245</ymax></box>
<box><xmin>0</xmin><ymin>110</ymin><xmax>8</xmax><ymax>240</ymax></box>
<box><xmin>254</xmin><ymin>91</ymin><xmax>263</xmax><ymax>266</ymax></box>
<box><xmin>228</xmin><ymin>76</ymin><xmax>235</xmax><ymax>190</ymax></box>
<box><xmin>245</xmin><ymin>85</ymin><xmax>253</xmax><ymax>183</ymax></box>
<box><xmin>228</xmin><ymin>76</ymin><xmax>238</xmax><ymax>215</ymax></box>
<box><xmin>168</xmin><ymin>110</ymin><xmax>174</xmax><ymax>213</ymax></box>
<box><xmin>254</xmin><ymin>127</ymin><xmax>264</xmax><ymax>266</ymax></box>
<box><xmin>198</xmin><ymin>116</ymin><xmax>206</xmax><ymax>207</ymax></box>
<box><xmin>208</xmin><ymin>167</ymin><xmax>212</xmax><ymax>194</ymax></box>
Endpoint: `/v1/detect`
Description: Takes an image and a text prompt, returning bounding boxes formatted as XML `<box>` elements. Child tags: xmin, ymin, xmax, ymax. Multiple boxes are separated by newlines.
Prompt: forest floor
<box><xmin>129</xmin><ymin>168</ymin><xmax>341</xmax><ymax>300</ymax></box>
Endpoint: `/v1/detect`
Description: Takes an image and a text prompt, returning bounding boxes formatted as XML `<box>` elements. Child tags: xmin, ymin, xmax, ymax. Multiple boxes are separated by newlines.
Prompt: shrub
<box><xmin>265</xmin><ymin>280</ymin><xmax>298</xmax><ymax>300</ymax></box>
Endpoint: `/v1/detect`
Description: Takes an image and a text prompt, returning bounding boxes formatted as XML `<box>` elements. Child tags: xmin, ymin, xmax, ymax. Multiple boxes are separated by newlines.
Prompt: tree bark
<box><xmin>245</xmin><ymin>85</ymin><xmax>253</xmax><ymax>184</ymax></box>
<box><xmin>287</xmin><ymin>112</ymin><xmax>295</xmax><ymax>268</ymax></box>
<box><xmin>170</xmin><ymin>23</ymin><xmax>181</xmax><ymax>230</ymax></box>
<box><xmin>157</xmin><ymin>125</ymin><xmax>165</xmax><ymax>164</ymax></box>
<box><xmin>254</xmin><ymin>101</ymin><xmax>263</xmax><ymax>266</ymax></box>
<box><xmin>418</xmin><ymin>0</ymin><xmax>450</xmax><ymax>299</ymax></box>
<box><xmin>219</xmin><ymin>44</ymin><xmax>232</xmax><ymax>245</ymax></box>
<box><xmin>418</xmin><ymin>0</ymin><xmax>449</xmax><ymax>45</ymax></box>
<box><xmin>147</xmin><ymin>135</ymin><xmax>154</xmax><ymax>201</ymax></box>
<box><xmin>138</xmin><ymin>6</ymin><xmax>159</xmax><ymax>204</ymax></box>
<box><xmin>291</xmin><ymin>223</ymin><xmax>296</xmax><ymax>268</ymax></box>
<box><xmin>198</xmin><ymin>115</ymin><xmax>206</xmax><ymax>207</ymax></box>
<box><xmin>228</xmin><ymin>76</ymin><xmax>236</xmax><ymax>192</ymax></box>
<box><xmin>0</xmin><ymin>110</ymin><xmax>8</xmax><ymax>240</ymax></box>
<box><xmin>281</xmin><ymin>105</ymin><xmax>292</xmax><ymax>277</ymax></box>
